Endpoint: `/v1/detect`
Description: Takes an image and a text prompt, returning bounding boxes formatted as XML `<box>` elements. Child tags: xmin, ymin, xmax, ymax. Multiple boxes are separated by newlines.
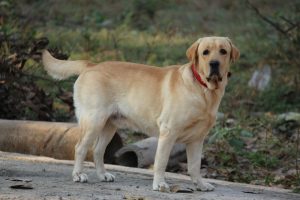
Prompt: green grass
<box><xmin>245</xmin><ymin>151</ymin><xmax>280</xmax><ymax>169</ymax></box>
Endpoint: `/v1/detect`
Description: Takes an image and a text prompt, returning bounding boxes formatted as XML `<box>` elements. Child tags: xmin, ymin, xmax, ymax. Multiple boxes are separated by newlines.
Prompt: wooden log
<box><xmin>115</xmin><ymin>137</ymin><xmax>186</xmax><ymax>168</ymax></box>
<box><xmin>0</xmin><ymin>119</ymin><xmax>123</xmax><ymax>163</ymax></box>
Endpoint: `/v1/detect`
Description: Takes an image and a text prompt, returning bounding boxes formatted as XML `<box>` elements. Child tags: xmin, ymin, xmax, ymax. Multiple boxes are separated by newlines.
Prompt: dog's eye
<box><xmin>220</xmin><ymin>49</ymin><xmax>227</xmax><ymax>55</ymax></box>
<box><xmin>203</xmin><ymin>49</ymin><xmax>209</xmax><ymax>55</ymax></box>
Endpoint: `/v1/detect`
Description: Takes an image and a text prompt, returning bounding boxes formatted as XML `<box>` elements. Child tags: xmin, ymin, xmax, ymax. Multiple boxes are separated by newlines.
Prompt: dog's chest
<box><xmin>176</xmin><ymin>109</ymin><xmax>217</xmax><ymax>143</ymax></box>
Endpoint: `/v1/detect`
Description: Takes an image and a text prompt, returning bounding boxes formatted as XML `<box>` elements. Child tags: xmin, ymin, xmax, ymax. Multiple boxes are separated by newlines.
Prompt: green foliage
<box><xmin>293</xmin><ymin>187</ymin><xmax>300</xmax><ymax>193</ymax></box>
<box><xmin>257</xmin><ymin>84</ymin><xmax>300</xmax><ymax>113</ymax></box>
<box><xmin>209</xmin><ymin>125</ymin><xmax>253</xmax><ymax>151</ymax></box>
<box><xmin>245</xmin><ymin>151</ymin><xmax>279</xmax><ymax>169</ymax></box>
<box><xmin>122</xmin><ymin>0</ymin><xmax>170</xmax><ymax>30</ymax></box>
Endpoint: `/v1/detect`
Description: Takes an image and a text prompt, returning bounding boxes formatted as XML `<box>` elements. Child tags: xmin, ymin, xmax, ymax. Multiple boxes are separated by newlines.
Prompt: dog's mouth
<box><xmin>206</xmin><ymin>73</ymin><xmax>222</xmax><ymax>89</ymax></box>
<box><xmin>206</xmin><ymin>74</ymin><xmax>222</xmax><ymax>83</ymax></box>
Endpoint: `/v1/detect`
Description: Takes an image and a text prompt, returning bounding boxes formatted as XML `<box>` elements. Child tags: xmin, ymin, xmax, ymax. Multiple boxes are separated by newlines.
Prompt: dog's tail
<box><xmin>42</xmin><ymin>50</ymin><xmax>88</xmax><ymax>80</ymax></box>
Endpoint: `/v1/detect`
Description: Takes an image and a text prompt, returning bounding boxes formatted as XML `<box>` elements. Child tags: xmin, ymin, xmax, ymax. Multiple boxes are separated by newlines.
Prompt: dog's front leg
<box><xmin>153</xmin><ymin>128</ymin><xmax>176</xmax><ymax>192</ymax></box>
<box><xmin>186</xmin><ymin>139</ymin><xmax>215</xmax><ymax>191</ymax></box>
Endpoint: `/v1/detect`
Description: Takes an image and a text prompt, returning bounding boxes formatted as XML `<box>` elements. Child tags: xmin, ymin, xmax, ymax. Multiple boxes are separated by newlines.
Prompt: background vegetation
<box><xmin>0</xmin><ymin>0</ymin><xmax>299</xmax><ymax>191</ymax></box>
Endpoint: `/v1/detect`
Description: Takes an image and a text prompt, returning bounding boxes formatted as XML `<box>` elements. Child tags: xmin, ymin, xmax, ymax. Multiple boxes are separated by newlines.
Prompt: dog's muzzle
<box><xmin>206</xmin><ymin>60</ymin><xmax>222</xmax><ymax>82</ymax></box>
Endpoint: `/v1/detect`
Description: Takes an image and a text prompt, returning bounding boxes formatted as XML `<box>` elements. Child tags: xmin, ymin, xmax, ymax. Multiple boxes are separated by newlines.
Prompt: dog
<box><xmin>42</xmin><ymin>36</ymin><xmax>239</xmax><ymax>192</ymax></box>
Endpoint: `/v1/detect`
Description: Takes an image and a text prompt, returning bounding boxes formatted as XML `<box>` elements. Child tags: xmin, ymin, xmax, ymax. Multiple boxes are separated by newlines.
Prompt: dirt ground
<box><xmin>0</xmin><ymin>151</ymin><xmax>299</xmax><ymax>200</ymax></box>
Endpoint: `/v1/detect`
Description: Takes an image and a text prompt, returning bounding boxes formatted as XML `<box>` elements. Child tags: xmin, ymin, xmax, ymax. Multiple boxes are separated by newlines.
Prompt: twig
<box><xmin>110</xmin><ymin>32</ymin><xmax>119</xmax><ymax>50</ymax></box>
<box><xmin>192</xmin><ymin>0</ymin><xmax>202</xmax><ymax>10</ymax></box>
<box><xmin>296</xmin><ymin>127</ymin><xmax>299</xmax><ymax>179</ymax></box>
<box><xmin>265</xmin><ymin>122</ymin><xmax>269</xmax><ymax>169</ymax></box>
<box><xmin>280</xmin><ymin>16</ymin><xmax>296</xmax><ymax>26</ymax></box>
<box><xmin>284</xmin><ymin>23</ymin><xmax>299</xmax><ymax>33</ymax></box>
<box><xmin>245</xmin><ymin>0</ymin><xmax>291</xmax><ymax>36</ymax></box>
<box><xmin>280</xmin><ymin>16</ymin><xmax>300</xmax><ymax>33</ymax></box>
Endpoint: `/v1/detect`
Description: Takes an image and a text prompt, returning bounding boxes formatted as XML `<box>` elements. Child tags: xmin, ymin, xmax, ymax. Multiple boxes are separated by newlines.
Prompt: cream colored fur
<box><xmin>42</xmin><ymin>36</ymin><xmax>239</xmax><ymax>192</ymax></box>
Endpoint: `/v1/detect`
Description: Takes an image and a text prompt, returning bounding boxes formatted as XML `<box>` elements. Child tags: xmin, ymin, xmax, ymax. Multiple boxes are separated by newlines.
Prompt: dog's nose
<box><xmin>209</xmin><ymin>60</ymin><xmax>220</xmax><ymax>68</ymax></box>
<box><xmin>209</xmin><ymin>60</ymin><xmax>220</xmax><ymax>74</ymax></box>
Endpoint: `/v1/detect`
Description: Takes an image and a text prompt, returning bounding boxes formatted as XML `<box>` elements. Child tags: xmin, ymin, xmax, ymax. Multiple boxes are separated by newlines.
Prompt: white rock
<box><xmin>248</xmin><ymin>65</ymin><xmax>271</xmax><ymax>91</ymax></box>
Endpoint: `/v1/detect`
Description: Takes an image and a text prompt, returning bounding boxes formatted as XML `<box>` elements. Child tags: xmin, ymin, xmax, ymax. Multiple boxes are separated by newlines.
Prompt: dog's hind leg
<box><xmin>72</xmin><ymin>111</ymin><xmax>107</xmax><ymax>183</ymax></box>
<box><xmin>93</xmin><ymin>120</ymin><xmax>117</xmax><ymax>182</ymax></box>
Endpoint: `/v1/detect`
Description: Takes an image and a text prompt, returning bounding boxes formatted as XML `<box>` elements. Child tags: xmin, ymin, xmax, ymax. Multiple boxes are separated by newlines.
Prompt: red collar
<box><xmin>191</xmin><ymin>64</ymin><xmax>208</xmax><ymax>88</ymax></box>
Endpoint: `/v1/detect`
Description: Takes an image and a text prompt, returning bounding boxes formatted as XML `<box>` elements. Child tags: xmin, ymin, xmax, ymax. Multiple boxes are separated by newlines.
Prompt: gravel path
<box><xmin>0</xmin><ymin>151</ymin><xmax>299</xmax><ymax>200</ymax></box>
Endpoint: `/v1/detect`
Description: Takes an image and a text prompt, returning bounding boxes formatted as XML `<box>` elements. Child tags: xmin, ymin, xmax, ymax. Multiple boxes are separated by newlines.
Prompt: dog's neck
<box><xmin>203</xmin><ymin>84</ymin><xmax>225</xmax><ymax>115</ymax></box>
<box><xmin>180</xmin><ymin>64</ymin><xmax>227</xmax><ymax>114</ymax></box>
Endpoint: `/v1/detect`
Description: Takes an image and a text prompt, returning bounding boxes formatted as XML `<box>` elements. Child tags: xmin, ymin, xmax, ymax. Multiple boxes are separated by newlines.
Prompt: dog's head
<box><xmin>186</xmin><ymin>37</ymin><xmax>240</xmax><ymax>90</ymax></box>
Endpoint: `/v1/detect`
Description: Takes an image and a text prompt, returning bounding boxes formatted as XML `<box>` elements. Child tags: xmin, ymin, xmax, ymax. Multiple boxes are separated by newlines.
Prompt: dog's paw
<box><xmin>73</xmin><ymin>173</ymin><xmax>88</xmax><ymax>183</ymax></box>
<box><xmin>196</xmin><ymin>182</ymin><xmax>215</xmax><ymax>192</ymax></box>
<box><xmin>97</xmin><ymin>172</ymin><xmax>115</xmax><ymax>182</ymax></box>
<box><xmin>153</xmin><ymin>182</ymin><xmax>170</xmax><ymax>192</ymax></box>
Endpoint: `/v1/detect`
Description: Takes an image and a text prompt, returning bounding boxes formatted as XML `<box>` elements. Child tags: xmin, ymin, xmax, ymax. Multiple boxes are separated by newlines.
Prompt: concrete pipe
<box><xmin>0</xmin><ymin>119</ymin><xmax>123</xmax><ymax>163</ymax></box>
<box><xmin>115</xmin><ymin>137</ymin><xmax>186</xmax><ymax>168</ymax></box>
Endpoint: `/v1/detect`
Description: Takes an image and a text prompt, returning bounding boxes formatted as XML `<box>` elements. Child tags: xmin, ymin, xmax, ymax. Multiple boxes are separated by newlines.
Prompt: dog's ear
<box><xmin>186</xmin><ymin>38</ymin><xmax>202</xmax><ymax>62</ymax></box>
<box><xmin>231</xmin><ymin>44</ymin><xmax>240</xmax><ymax>63</ymax></box>
<box><xmin>226</xmin><ymin>38</ymin><xmax>240</xmax><ymax>63</ymax></box>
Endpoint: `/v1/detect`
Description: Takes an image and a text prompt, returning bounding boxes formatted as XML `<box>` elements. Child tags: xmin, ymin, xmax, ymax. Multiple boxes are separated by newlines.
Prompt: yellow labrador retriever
<box><xmin>42</xmin><ymin>36</ymin><xmax>239</xmax><ymax>192</ymax></box>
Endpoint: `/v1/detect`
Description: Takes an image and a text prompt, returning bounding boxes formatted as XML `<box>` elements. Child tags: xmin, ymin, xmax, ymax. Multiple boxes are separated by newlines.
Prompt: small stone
<box><xmin>277</xmin><ymin>112</ymin><xmax>300</xmax><ymax>122</ymax></box>
<box><xmin>217</xmin><ymin>112</ymin><xmax>225</xmax><ymax>120</ymax></box>
<box><xmin>159</xmin><ymin>185</ymin><xmax>169</xmax><ymax>193</ymax></box>
<box><xmin>169</xmin><ymin>185</ymin><xmax>180</xmax><ymax>193</ymax></box>
<box><xmin>226</xmin><ymin>118</ymin><xmax>236</xmax><ymax>126</ymax></box>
